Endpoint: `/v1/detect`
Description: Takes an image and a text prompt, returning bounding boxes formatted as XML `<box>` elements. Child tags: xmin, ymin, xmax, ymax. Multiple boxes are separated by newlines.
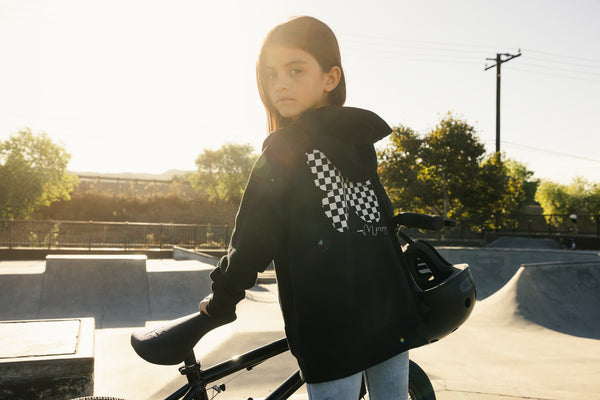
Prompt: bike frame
<box><xmin>169</xmin><ymin>337</ymin><xmax>303</xmax><ymax>400</ymax></box>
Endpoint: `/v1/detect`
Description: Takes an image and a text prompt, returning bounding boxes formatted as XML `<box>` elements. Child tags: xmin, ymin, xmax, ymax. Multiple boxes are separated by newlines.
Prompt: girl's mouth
<box><xmin>276</xmin><ymin>97</ymin><xmax>294</xmax><ymax>104</ymax></box>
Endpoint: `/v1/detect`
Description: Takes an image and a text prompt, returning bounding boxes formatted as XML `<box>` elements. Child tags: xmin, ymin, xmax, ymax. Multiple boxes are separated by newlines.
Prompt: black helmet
<box><xmin>402</xmin><ymin>239</ymin><xmax>476</xmax><ymax>343</ymax></box>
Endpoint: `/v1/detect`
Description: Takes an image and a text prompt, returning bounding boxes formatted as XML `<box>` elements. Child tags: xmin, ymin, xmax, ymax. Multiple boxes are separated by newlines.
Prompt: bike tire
<box><xmin>408</xmin><ymin>360</ymin><xmax>436</xmax><ymax>400</ymax></box>
<box><xmin>70</xmin><ymin>397</ymin><xmax>127</xmax><ymax>400</ymax></box>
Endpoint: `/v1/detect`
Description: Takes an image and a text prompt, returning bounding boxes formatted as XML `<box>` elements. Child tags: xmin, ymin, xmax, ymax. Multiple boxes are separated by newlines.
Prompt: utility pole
<box><xmin>485</xmin><ymin>52</ymin><xmax>521</xmax><ymax>153</ymax></box>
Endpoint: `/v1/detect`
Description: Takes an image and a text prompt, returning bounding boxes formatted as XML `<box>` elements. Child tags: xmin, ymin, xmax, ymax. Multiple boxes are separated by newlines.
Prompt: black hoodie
<box><xmin>206</xmin><ymin>106</ymin><xmax>427</xmax><ymax>383</ymax></box>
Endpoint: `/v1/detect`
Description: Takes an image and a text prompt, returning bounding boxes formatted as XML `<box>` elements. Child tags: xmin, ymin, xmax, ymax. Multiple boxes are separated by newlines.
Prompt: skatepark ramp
<box><xmin>473</xmin><ymin>260</ymin><xmax>600</xmax><ymax>340</ymax></box>
<box><xmin>412</xmin><ymin>250</ymin><xmax>600</xmax><ymax>399</ymax></box>
<box><xmin>1</xmin><ymin>244</ymin><xmax>599</xmax><ymax>399</ymax></box>
<box><xmin>436</xmin><ymin>246</ymin><xmax>600</xmax><ymax>300</ymax></box>
<box><xmin>0</xmin><ymin>255</ymin><xmax>216</xmax><ymax>328</ymax></box>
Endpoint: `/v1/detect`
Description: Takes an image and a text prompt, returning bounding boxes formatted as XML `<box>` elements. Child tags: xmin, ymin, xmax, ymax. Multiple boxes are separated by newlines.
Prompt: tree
<box><xmin>535</xmin><ymin>178</ymin><xmax>584</xmax><ymax>216</ymax></box>
<box><xmin>0</xmin><ymin>128</ymin><xmax>78</xmax><ymax>219</ymax></box>
<box><xmin>535</xmin><ymin>177</ymin><xmax>600</xmax><ymax>228</ymax></box>
<box><xmin>190</xmin><ymin>143</ymin><xmax>258</xmax><ymax>204</ymax></box>
<box><xmin>378</xmin><ymin>113</ymin><xmax>486</xmax><ymax>218</ymax></box>
<box><xmin>377</xmin><ymin>125</ymin><xmax>426</xmax><ymax>212</ymax></box>
<box><xmin>504</xmin><ymin>158</ymin><xmax>539</xmax><ymax>206</ymax></box>
<box><xmin>377</xmin><ymin>113</ymin><xmax>531</xmax><ymax>230</ymax></box>
<box><xmin>419</xmin><ymin>113</ymin><xmax>486</xmax><ymax>218</ymax></box>
<box><xmin>586</xmin><ymin>182</ymin><xmax>600</xmax><ymax>216</ymax></box>
<box><xmin>465</xmin><ymin>153</ymin><xmax>526</xmax><ymax>230</ymax></box>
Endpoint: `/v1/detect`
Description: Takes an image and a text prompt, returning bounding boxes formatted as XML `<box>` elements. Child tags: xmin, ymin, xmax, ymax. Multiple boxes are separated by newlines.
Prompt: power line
<box><xmin>502</xmin><ymin>141</ymin><xmax>600</xmax><ymax>163</ymax></box>
<box><xmin>518</xmin><ymin>61</ymin><xmax>600</xmax><ymax>77</ymax></box>
<box><xmin>340</xmin><ymin>33</ymin><xmax>599</xmax><ymax>80</ymax></box>
<box><xmin>340</xmin><ymin>32</ymin><xmax>510</xmax><ymax>52</ymax></box>
<box><xmin>340</xmin><ymin>35</ymin><xmax>502</xmax><ymax>64</ymax></box>
<box><xmin>343</xmin><ymin>50</ymin><xmax>478</xmax><ymax>65</ymax></box>
<box><xmin>342</xmin><ymin>38</ymin><xmax>491</xmax><ymax>57</ymax></box>
<box><xmin>521</xmin><ymin>49</ymin><xmax>600</xmax><ymax>64</ymax></box>
<box><xmin>343</xmin><ymin>46</ymin><xmax>600</xmax><ymax>82</ymax></box>
<box><xmin>511</xmin><ymin>67</ymin><xmax>600</xmax><ymax>83</ymax></box>
<box><xmin>342</xmin><ymin>42</ymin><xmax>599</xmax><ymax>81</ymax></box>
<box><xmin>522</xmin><ymin>55</ymin><xmax>600</xmax><ymax>70</ymax></box>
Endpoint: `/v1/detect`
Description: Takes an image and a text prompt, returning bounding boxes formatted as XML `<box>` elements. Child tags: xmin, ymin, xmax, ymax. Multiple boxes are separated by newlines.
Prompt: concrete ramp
<box><xmin>3</xmin><ymin>248</ymin><xmax>600</xmax><ymax>399</ymax></box>
<box><xmin>145</xmin><ymin>261</ymin><xmax>216</xmax><ymax>322</ymax></box>
<box><xmin>487</xmin><ymin>236</ymin><xmax>562</xmax><ymax>249</ymax></box>
<box><xmin>412</xmin><ymin>259</ymin><xmax>600</xmax><ymax>399</ymax></box>
<box><xmin>41</xmin><ymin>255</ymin><xmax>149</xmax><ymax>325</ymax></box>
<box><xmin>436</xmin><ymin>247</ymin><xmax>600</xmax><ymax>299</ymax></box>
<box><xmin>0</xmin><ymin>256</ymin><xmax>216</xmax><ymax>328</ymax></box>
<box><xmin>474</xmin><ymin>261</ymin><xmax>600</xmax><ymax>339</ymax></box>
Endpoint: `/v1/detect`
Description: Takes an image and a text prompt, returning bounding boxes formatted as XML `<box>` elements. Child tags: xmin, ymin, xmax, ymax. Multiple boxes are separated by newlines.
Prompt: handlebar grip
<box><xmin>392</xmin><ymin>212</ymin><xmax>453</xmax><ymax>231</ymax></box>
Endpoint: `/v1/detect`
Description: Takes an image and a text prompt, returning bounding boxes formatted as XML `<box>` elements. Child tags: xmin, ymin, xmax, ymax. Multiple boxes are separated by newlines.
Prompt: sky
<box><xmin>1</xmin><ymin>0</ymin><xmax>599</xmax><ymax>184</ymax></box>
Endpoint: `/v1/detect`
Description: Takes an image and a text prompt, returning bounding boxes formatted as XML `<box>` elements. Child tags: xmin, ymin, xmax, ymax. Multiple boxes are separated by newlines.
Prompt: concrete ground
<box><xmin>1</xmin><ymin>242</ymin><xmax>599</xmax><ymax>399</ymax></box>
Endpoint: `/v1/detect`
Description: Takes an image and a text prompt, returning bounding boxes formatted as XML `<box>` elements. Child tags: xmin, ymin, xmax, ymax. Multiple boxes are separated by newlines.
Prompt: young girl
<box><xmin>199</xmin><ymin>16</ymin><xmax>426</xmax><ymax>400</ymax></box>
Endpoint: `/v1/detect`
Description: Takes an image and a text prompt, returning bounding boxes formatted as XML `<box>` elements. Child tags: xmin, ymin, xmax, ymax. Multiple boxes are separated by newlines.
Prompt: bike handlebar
<box><xmin>392</xmin><ymin>212</ymin><xmax>456</xmax><ymax>231</ymax></box>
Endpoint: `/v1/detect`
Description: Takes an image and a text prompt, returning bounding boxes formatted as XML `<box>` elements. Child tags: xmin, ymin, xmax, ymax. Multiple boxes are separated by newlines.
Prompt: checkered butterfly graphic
<box><xmin>305</xmin><ymin>149</ymin><xmax>381</xmax><ymax>232</ymax></box>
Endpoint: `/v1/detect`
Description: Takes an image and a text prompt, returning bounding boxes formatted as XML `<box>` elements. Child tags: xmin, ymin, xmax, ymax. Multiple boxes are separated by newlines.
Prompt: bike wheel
<box><xmin>70</xmin><ymin>397</ymin><xmax>127</xmax><ymax>400</ymax></box>
<box><xmin>408</xmin><ymin>360</ymin><xmax>436</xmax><ymax>400</ymax></box>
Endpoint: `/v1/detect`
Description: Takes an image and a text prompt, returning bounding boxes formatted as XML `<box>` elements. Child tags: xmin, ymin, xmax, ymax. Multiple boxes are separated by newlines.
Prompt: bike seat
<box><xmin>131</xmin><ymin>312</ymin><xmax>236</xmax><ymax>365</ymax></box>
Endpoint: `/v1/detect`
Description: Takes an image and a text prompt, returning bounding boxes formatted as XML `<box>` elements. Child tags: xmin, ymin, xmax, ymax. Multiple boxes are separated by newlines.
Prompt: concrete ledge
<box><xmin>173</xmin><ymin>247</ymin><xmax>276</xmax><ymax>284</ymax></box>
<box><xmin>41</xmin><ymin>254</ymin><xmax>149</xmax><ymax>325</ymax></box>
<box><xmin>173</xmin><ymin>246</ymin><xmax>219</xmax><ymax>264</ymax></box>
<box><xmin>0</xmin><ymin>318</ymin><xmax>94</xmax><ymax>400</ymax></box>
<box><xmin>0</xmin><ymin>248</ymin><xmax>172</xmax><ymax>261</ymax></box>
<box><xmin>46</xmin><ymin>253</ymin><xmax>147</xmax><ymax>268</ymax></box>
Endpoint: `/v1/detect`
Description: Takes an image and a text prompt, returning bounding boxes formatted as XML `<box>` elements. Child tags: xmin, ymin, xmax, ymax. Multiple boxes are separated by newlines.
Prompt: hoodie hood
<box><xmin>300</xmin><ymin>106</ymin><xmax>392</xmax><ymax>145</ymax></box>
<box><xmin>264</xmin><ymin>106</ymin><xmax>392</xmax><ymax>181</ymax></box>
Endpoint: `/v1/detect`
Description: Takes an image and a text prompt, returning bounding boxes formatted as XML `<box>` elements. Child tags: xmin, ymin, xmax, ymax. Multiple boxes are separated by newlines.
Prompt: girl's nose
<box><xmin>273</xmin><ymin>76</ymin><xmax>289</xmax><ymax>92</ymax></box>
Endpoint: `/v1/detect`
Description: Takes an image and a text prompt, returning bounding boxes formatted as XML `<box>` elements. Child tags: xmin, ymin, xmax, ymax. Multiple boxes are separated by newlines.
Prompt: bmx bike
<box><xmin>73</xmin><ymin>212</ymin><xmax>466</xmax><ymax>400</ymax></box>
<box><xmin>74</xmin><ymin>311</ymin><xmax>435</xmax><ymax>400</ymax></box>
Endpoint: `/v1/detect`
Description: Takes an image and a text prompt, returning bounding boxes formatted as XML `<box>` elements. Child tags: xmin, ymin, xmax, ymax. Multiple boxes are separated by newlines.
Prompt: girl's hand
<box><xmin>198</xmin><ymin>294</ymin><xmax>213</xmax><ymax>317</ymax></box>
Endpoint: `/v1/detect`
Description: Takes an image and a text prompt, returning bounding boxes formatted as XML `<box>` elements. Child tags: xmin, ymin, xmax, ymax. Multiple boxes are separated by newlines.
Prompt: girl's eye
<box><xmin>290</xmin><ymin>68</ymin><xmax>302</xmax><ymax>76</ymax></box>
<box><xmin>265</xmin><ymin>71</ymin><xmax>276</xmax><ymax>81</ymax></box>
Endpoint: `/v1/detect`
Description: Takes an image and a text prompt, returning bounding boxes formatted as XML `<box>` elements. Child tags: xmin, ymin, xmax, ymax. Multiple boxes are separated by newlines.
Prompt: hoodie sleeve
<box><xmin>206</xmin><ymin>146</ymin><xmax>288</xmax><ymax>317</ymax></box>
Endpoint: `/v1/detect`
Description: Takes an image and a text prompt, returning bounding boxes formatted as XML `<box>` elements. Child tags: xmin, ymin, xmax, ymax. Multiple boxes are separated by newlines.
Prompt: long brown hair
<box><xmin>256</xmin><ymin>16</ymin><xmax>347</xmax><ymax>132</ymax></box>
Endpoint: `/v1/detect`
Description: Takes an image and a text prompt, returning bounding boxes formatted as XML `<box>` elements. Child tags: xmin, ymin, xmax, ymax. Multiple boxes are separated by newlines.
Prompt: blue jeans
<box><xmin>306</xmin><ymin>351</ymin><xmax>409</xmax><ymax>400</ymax></box>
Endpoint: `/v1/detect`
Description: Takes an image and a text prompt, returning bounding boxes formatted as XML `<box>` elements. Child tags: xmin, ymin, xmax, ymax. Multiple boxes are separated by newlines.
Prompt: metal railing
<box><xmin>388</xmin><ymin>213</ymin><xmax>600</xmax><ymax>249</ymax></box>
<box><xmin>0</xmin><ymin>213</ymin><xmax>598</xmax><ymax>251</ymax></box>
<box><xmin>477</xmin><ymin>213</ymin><xmax>599</xmax><ymax>237</ymax></box>
<box><xmin>0</xmin><ymin>220</ymin><xmax>232</xmax><ymax>250</ymax></box>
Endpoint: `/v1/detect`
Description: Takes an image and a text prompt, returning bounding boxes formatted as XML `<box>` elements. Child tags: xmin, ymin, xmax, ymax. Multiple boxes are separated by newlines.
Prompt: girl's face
<box><xmin>262</xmin><ymin>45</ymin><xmax>341</xmax><ymax>121</ymax></box>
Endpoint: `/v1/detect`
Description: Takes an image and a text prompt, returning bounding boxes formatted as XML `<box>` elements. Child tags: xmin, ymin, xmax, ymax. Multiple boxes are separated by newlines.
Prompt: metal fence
<box><xmin>0</xmin><ymin>220</ymin><xmax>232</xmax><ymax>250</ymax></box>
<box><xmin>381</xmin><ymin>212</ymin><xmax>600</xmax><ymax>247</ymax></box>
<box><xmin>0</xmin><ymin>213</ymin><xmax>598</xmax><ymax>250</ymax></box>
<box><xmin>481</xmin><ymin>213</ymin><xmax>599</xmax><ymax>237</ymax></box>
